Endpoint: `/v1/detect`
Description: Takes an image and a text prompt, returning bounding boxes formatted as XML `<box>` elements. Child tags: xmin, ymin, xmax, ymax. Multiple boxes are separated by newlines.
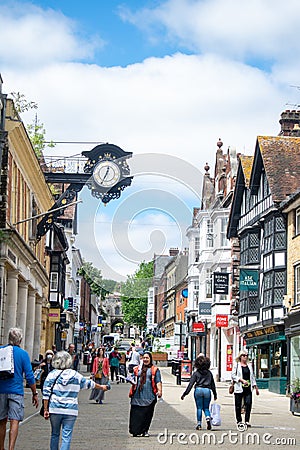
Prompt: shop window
<box><xmin>291</xmin><ymin>336</ymin><xmax>300</xmax><ymax>381</ymax></box>
<box><xmin>257</xmin><ymin>346</ymin><xmax>270</xmax><ymax>378</ymax></box>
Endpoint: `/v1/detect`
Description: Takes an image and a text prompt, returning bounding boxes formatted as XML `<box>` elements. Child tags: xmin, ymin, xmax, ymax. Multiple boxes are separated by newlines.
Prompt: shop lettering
<box><xmin>246</xmin><ymin>326</ymin><xmax>277</xmax><ymax>339</ymax></box>
<box><xmin>241</xmin><ymin>276</ymin><xmax>256</xmax><ymax>286</ymax></box>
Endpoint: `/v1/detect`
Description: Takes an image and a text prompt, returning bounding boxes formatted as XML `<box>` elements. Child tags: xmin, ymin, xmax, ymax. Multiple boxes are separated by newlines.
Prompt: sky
<box><xmin>1</xmin><ymin>0</ymin><xmax>300</xmax><ymax>280</ymax></box>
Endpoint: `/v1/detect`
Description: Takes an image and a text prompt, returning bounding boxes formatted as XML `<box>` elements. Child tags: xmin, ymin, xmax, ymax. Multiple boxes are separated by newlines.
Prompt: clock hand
<box><xmin>101</xmin><ymin>166</ymin><xmax>110</xmax><ymax>182</ymax></box>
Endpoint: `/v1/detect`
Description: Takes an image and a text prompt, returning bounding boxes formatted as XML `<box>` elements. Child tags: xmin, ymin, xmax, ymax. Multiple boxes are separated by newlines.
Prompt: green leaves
<box><xmin>120</xmin><ymin>261</ymin><xmax>154</xmax><ymax>329</ymax></box>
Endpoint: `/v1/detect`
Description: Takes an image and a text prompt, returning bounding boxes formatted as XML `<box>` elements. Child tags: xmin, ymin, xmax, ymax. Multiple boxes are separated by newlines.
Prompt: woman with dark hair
<box><xmin>90</xmin><ymin>347</ymin><xmax>109</xmax><ymax>404</ymax></box>
<box><xmin>181</xmin><ymin>355</ymin><xmax>217</xmax><ymax>430</ymax></box>
<box><xmin>39</xmin><ymin>349</ymin><xmax>54</xmax><ymax>392</ymax></box>
<box><xmin>128</xmin><ymin>351</ymin><xmax>162</xmax><ymax>437</ymax></box>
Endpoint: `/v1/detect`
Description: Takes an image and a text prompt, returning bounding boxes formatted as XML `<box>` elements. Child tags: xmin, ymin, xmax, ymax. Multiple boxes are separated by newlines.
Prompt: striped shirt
<box><xmin>42</xmin><ymin>368</ymin><xmax>95</xmax><ymax>416</ymax></box>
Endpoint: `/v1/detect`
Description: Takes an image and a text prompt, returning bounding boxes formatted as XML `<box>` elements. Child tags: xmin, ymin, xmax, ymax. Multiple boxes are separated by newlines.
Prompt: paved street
<box><xmin>11</xmin><ymin>367</ymin><xmax>299</xmax><ymax>450</ymax></box>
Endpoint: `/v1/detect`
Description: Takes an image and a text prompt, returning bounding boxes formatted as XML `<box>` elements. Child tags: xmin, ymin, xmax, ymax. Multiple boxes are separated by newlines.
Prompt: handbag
<box><xmin>229</xmin><ymin>364</ymin><xmax>238</xmax><ymax>394</ymax></box>
<box><xmin>40</xmin><ymin>370</ymin><xmax>64</xmax><ymax>417</ymax></box>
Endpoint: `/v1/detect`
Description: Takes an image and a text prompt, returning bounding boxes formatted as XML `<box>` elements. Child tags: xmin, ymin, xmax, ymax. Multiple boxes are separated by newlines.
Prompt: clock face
<box><xmin>93</xmin><ymin>160</ymin><xmax>121</xmax><ymax>188</ymax></box>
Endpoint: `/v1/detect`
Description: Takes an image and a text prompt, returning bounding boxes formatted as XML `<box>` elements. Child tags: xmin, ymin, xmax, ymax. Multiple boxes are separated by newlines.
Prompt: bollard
<box><xmin>176</xmin><ymin>363</ymin><xmax>181</xmax><ymax>385</ymax></box>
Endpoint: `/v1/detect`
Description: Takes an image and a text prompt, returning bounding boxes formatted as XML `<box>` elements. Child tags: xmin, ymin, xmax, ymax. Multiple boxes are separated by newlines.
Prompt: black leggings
<box><xmin>234</xmin><ymin>390</ymin><xmax>252</xmax><ymax>423</ymax></box>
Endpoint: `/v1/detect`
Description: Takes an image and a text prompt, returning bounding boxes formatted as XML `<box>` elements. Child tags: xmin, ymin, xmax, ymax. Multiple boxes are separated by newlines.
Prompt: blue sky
<box><xmin>1</xmin><ymin>0</ymin><xmax>300</xmax><ymax>279</ymax></box>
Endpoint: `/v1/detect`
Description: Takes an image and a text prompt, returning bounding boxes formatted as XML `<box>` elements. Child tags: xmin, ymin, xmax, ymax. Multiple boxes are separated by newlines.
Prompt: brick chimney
<box><xmin>279</xmin><ymin>110</ymin><xmax>300</xmax><ymax>136</ymax></box>
<box><xmin>169</xmin><ymin>248</ymin><xmax>179</xmax><ymax>256</ymax></box>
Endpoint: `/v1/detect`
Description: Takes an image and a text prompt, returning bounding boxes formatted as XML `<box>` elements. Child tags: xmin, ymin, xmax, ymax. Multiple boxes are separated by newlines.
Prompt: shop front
<box><xmin>284</xmin><ymin>309</ymin><xmax>300</xmax><ymax>394</ymax></box>
<box><xmin>244</xmin><ymin>324</ymin><xmax>287</xmax><ymax>395</ymax></box>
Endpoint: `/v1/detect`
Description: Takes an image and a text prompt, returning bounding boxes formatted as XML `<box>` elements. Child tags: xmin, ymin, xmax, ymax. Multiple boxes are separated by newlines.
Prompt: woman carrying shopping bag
<box><xmin>181</xmin><ymin>355</ymin><xmax>217</xmax><ymax>430</ymax></box>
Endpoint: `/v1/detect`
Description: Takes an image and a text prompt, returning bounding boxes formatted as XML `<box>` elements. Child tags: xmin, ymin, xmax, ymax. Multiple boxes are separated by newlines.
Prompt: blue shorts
<box><xmin>0</xmin><ymin>394</ymin><xmax>24</xmax><ymax>421</ymax></box>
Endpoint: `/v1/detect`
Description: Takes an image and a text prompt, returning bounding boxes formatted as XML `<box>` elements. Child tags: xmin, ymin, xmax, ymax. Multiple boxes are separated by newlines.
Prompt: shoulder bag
<box><xmin>40</xmin><ymin>370</ymin><xmax>64</xmax><ymax>417</ymax></box>
<box><xmin>229</xmin><ymin>364</ymin><xmax>238</xmax><ymax>394</ymax></box>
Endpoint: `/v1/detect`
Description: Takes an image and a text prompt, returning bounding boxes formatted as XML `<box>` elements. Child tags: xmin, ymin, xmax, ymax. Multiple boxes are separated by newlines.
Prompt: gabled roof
<box><xmin>239</xmin><ymin>155</ymin><xmax>253</xmax><ymax>187</ymax></box>
<box><xmin>227</xmin><ymin>155</ymin><xmax>254</xmax><ymax>239</ymax></box>
<box><xmin>251</xmin><ymin>136</ymin><xmax>300</xmax><ymax>203</ymax></box>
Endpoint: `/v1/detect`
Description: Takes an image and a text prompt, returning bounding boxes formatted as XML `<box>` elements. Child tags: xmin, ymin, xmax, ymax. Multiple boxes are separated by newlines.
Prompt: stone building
<box><xmin>0</xmin><ymin>84</ymin><xmax>53</xmax><ymax>359</ymax></box>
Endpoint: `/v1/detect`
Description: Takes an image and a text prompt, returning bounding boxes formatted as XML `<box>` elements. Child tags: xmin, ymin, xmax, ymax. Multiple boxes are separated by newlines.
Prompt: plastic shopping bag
<box><xmin>210</xmin><ymin>402</ymin><xmax>221</xmax><ymax>426</ymax></box>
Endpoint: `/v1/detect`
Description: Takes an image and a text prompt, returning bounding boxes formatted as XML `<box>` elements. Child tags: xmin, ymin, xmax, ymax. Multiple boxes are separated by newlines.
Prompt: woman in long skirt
<box><xmin>90</xmin><ymin>347</ymin><xmax>109</xmax><ymax>404</ymax></box>
<box><xmin>129</xmin><ymin>352</ymin><xmax>162</xmax><ymax>437</ymax></box>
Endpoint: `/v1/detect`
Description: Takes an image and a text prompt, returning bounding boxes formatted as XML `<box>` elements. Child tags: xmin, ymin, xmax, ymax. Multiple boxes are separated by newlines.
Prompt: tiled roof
<box><xmin>239</xmin><ymin>155</ymin><xmax>253</xmax><ymax>187</ymax></box>
<box><xmin>257</xmin><ymin>136</ymin><xmax>300</xmax><ymax>203</ymax></box>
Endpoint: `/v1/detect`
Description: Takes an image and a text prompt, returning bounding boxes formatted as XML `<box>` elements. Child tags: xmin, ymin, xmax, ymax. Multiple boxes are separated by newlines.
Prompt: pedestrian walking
<box><xmin>0</xmin><ymin>328</ymin><xmax>39</xmax><ymax>450</ymax></box>
<box><xmin>181</xmin><ymin>355</ymin><xmax>217</xmax><ymax>430</ymax></box>
<box><xmin>129</xmin><ymin>351</ymin><xmax>162</xmax><ymax>438</ymax></box>
<box><xmin>67</xmin><ymin>343</ymin><xmax>79</xmax><ymax>371</ymax></box>
<box><xmin>90</xmin><ymin>347</ymin><xmax>109</xmax><ymax>404</ymax></box>
<box><xmin>39</xmin><ymin>349</ymin><xmax>54</xmax><ymax>392</ymax></box>
<box><xmin>109</xmin><ymin>347</ymin><xmax>121</xmax><ymax>382</ymax></box>
<box><xmin>231</xmin><ymin>349</ymin><xmax>259</xmax><ymax>427</ymax></box>
<box><xmin>127</xmin><ymin>344</ymin><xmax>140</xmax><ymax>374</ymax></box>
<box><xmin>42</xmin><ymin>350</ymin><xmax>108</xmax><ymax>450</ymax></box>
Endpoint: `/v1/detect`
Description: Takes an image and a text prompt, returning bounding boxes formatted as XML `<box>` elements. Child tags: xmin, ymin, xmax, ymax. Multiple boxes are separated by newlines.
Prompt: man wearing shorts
<box><xmin>0</xmin><ymin>328</ymin><xmax>39</xmax><ymax>450</ymax></box>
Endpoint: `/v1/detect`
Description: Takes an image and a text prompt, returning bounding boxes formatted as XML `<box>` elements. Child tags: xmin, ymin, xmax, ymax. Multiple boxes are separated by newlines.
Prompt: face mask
<box><xmin>47</xmin><ymin>355</ymin><xmax>52</xmax><ymax>360</ymax></box>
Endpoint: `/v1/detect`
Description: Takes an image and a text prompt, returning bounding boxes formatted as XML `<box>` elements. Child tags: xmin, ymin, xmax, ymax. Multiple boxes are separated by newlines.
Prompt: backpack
<box><xmin>0</xmin><ymin>345</ymin><xmax>14</xmax><ymax>379</ymax></box>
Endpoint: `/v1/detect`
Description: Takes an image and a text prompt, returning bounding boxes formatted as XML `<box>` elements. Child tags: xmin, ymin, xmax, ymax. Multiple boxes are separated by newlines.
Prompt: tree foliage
<box><xmin>10</xmin><ymin>92</ymin><xmax>55</xmax><ymax>158</ymax></box>
<box><xmin>27</xmin><ymin>115</ymin><xmax>55</xmax><ymax>158</ymax></box>
<box><xmin>121</xmin><ymin>261</ymin><xmax>154</xmax><ymax>330</ymax></box>
<box><xmin>77</xmin><ymin>261</ymin><xmax>117</xmax><ymax>300</ymax></box>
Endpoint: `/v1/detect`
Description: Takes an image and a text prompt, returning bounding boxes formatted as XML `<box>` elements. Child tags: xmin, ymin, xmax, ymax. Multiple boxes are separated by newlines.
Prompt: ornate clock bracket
<box><xmin>37</xmin><ymin>143</ymin><xmax>133</xmax><ymax>240</ymax></box>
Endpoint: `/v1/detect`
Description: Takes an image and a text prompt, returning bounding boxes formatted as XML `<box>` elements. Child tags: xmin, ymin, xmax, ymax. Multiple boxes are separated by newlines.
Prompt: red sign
<box><xmin>216</xmin><ymin>314</ymin><xmax>228</xmax><ymax>327</ymax></box>
<box><xmin>192</xmin><ymin>322</ymin><xmax>205</xmax><ymax>333</ymax></box>
<box><xmin>226</xmin><ymin>345</ymin><xmax>233</xmax><ymax>371</ymax></box>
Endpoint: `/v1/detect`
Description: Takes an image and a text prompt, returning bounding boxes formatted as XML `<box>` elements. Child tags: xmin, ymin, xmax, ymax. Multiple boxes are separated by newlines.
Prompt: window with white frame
<box><xmin>205</xmin><ymin>269</ymin><xmax>212</xmax><ymax>298</ymax></box>
<box><xmin>50</xmin><ymin>272</ymin><xmax>58</xmax><ymax>291</ymax></box>
<box><xmin>221</xmin><ymin>217</ymin><xmax>229</xmax><ymax>247</ymax></box>
<box><xmin>195</xmin><ymin>236</ymin><xmax>200</xmax><ymax>261</ymax></box>
<box><xmin>296</xmin><ymin>208</ymin><xmax>300</xmax><ymax>236</ymax></box>
<box><xmin>206</xmin><ymin>219</ymin><xmax>214</xmax><ymax>247</ymax></box>
<box><xmin>295</xmin><ymin>265</ymin><xmax>300</xmax><ymax>305</ymax></box>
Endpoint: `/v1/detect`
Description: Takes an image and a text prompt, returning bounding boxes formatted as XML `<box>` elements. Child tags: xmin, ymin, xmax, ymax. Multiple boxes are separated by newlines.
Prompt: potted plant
<box><xmin>151</xmin><ymin>338</ymin><xmax>168</xmax><ymax>365</ymax></box>
<box><xmin>290</xmin><ymin>378</ymin><xmax>300</xmax><ymax>415</ymax></box>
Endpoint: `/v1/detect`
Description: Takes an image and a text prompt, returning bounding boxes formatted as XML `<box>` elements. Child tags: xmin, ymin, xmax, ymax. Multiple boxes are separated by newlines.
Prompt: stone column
<box><xmin>25</xmin><ymin>289</ymin><xmax>36</xmax><ymax>360</ymax></box>
<box><xmin>16</xmin><ymin>281</ymin><xmax>28</xmax><ymax>347</ymax></box>
<box><xmin>3</xmin><ymin>271</ymin><xmax>19</xmax><ymax>340</ymax></box>
<box><xmin>33</xmin><ymin>298</ymin><xmax>42</xmax><ymax>360</ymax></box>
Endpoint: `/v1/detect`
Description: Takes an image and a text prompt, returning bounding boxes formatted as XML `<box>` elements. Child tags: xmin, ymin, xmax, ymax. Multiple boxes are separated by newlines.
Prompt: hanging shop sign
<box><xmin>216</xmin><ymin>314</ymin><xmax>228</xmax><ymax>327</ymax></box>
<box><xmin>192</xmin><ymin>322</ymin><xmax>205</xmax><ymax>333</ymax></box>
<box><xmin>239</xmin><ymin>269</ymin><xmax>259</xmax><ymax>291</ymax></box>
<box><xmin>199</xmin><ymin>302</ymin><xmax>211</xmax><ymax>315</ymax></box>
<box><xmin>48</xmin><ymin>308</ymin><xmax>60</xmax><ymax>322</ymax></box>
<box><xmin>213</xmin><ymin>272</ymin><xmax>229</xmax><ymax>295</ymax></box>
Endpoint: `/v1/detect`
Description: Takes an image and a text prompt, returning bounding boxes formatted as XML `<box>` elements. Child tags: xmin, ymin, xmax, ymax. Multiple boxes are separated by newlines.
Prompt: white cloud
<box><xmin>120</xmin><ymin>0</ymin><xmax>300</xmax><ymax>64</ymax></box>
<box><xmin>0</xmin><ymin>3</ymin><xmax>104</xmax><ymax>68</ymax></box>
<box><xmin>2</xmin><ymin>0</ymin><xmax>299</xmax><ymax>277</ymax></box>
